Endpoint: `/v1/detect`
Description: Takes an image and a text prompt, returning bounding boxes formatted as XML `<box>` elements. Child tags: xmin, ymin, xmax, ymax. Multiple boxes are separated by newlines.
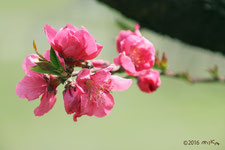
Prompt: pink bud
<box><xmin>137</xmin><ymin>70</ymin><xmax>161</xmax><ymax>93</ymax></box>
<box><xmin>92</xmin><ymin>59</ymin><xmax>111</xmax><ymax>68</ymax></box>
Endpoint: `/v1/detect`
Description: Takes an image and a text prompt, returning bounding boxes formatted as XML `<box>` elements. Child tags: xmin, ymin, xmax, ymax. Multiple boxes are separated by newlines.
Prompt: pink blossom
<box><xmin>44</xmin><ymin>24</ymin><xmax>103</xmax><ymax>62</ymax></box>
<box><xmin>63</xmin><ymin>66</ymin><xmax>132</xmax><ymax>121</ymax></box>
<box><xmin>114</xmin><ymin>34</ymin><xmax>155</xmax><ymax>76</ymax></box>
<box><xmin>16</xmin><ymin>50</ymin><xmax>63</xmax><ymax>116</ymax></box>
<box><xmin>137</xmin><ymin>70</ymin><xmax>161</xmax><ymax>93</ymax></box>
<box><xmin>92</xmin><ymin>59</ymin><xmax>111</xmax><ymax>68</ymax></box>
<box><xmin>116</xmin><ymin>24</ymin><xmax>141</xmax><ymax>52</ymax></box>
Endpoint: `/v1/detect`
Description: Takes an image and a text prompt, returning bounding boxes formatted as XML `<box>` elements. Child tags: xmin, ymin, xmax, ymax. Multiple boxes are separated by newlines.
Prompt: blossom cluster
<box><xmin>16</xmin><ymin>24</ymin><xmax>160</xmax><ymax>122</ymax></box>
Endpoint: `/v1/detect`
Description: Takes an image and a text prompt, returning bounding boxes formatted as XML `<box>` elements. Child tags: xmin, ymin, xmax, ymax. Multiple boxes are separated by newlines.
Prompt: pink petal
<box><xmin>78</xmin><ymin>93</ymin><xmax>114</xmax><ymax>118</ymax></box>
<box><xmin>73</xmin><ymin>30</ymin><xmax>99</xmax><ymax>60</ymax></box>
<box><xmin>121</xmin><ymin>35</ymin><xmax>141</xmax><ymax>54</ymax></box>
<box><xmin>119</xmin><ymin>53</ymin><xmax>137</xmax><ymax>75</ymax></box>
<box><xmin>113</xmin><ymin>55</ymin><xmax>120</xmax><ymax>66</ymax></box>
<box><xmin>92</xmin><ymin>59</ymin><xmax>105</xmax><ymax>68</ymax></box>
<box><xmin>91</xmin><ymin>66</ymin><xmax>113</xmax><ymax>83</ymax></box>
<box><xmin>22</xmin><ymin>54</ymin><xmax>39</xmax><ymax>75</ymax></box>
<box><xmin>63</xmin><ymin>87</ymin><xmax>82</xmax><ymax>114</ymax></box>
<box><xmin>85</xmin><ymin>43</ymin><xmax>103</xmax><ymax>60</ymax></box>
<box><xmin>44</xmin><ymin>24</ymin><xmax>57</xmax><ymax>44</ymax></box>
<box><xmin>76</xmin><ymin>69</ymin><xmax>91</xmax><ymax>88</ymax></box>
<box><xmin>62</xmin><ymin>33</ymin><xmax>82</xmax><ymax>58</ymax></box>
<box><xmin>93</xmin><ymin>93</ymin><xmax>114</xmax><ymax>117</ymax></box>
<box><xmin>77</xmin><ymin>69</ymin><xmax>90</xmax><ymax>81</ymax></box>
<box><xmin>71</xmin><ymin>93</ymin><xmax>95</xmax><ymax>121</ymax></box>
<box><xmin>81</xmin><ymin>26</ymin><xmax>88</xmax><ymax>32</ymax></box>
<box><xmin>53</xmin><ymin>28</ymin><xmax>70</xmax><ymax>53</ymax></box>
<box><xmin>134</xmin><ymin>24</ymin><xmax>141</xmax><ymax>36</ymax></box>
<box><xmin>79</xmin><ymin>94</ymin><xmax>95</xmax><ymax>116</ymax></box>
<box><xmin>97</xmin><ymin>43</ymin><xmax>103</xmax><ymax>51</ymax></box>
<box><xmin>92</xmin><ymin>59</ymin><xmax>110</xmax><ymax>68</ymax></box>
<box><xmin>16</xmin><ymin>75</ymin><xmax>47</xmax><ymax>101</ymax></box>
<box><xmin>116</xmin><ymin>36</ymin><xmax>122</xmax><ymax>52</ymax></box>
<box><xmin>34</xmin><ymin>91</ymin><xmax>57</xmax><ymax>116</ymax></box>
<box><xmin>72</xmin><ymin>85</ymin><xmax>115</xmax><ymax>121</ymax></box>
<box><xmin>42</xmin><ymin>49</ymin><xmax>49</xmax><ymax>60</ymax></box>
<box><xmin>64</xmin><ymin>24</ymin><xmax>78</xmax><ymax>31</ymax></box>
<box><xmin>110</xmin><ymin>75</ymin><xmax>132</xmax><ymax>91</ymax></box>
<box><xmin>116</xmin><ymin>30</ymin><xmax>133</xmax><ymax>52</ymax></box>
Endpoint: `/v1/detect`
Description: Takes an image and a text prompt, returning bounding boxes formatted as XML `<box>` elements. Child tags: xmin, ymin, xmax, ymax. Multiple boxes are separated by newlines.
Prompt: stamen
<box><xmin>85</xmin><ymin>79</ymin><xmax>112</xmax><ymax>105</ymax></box>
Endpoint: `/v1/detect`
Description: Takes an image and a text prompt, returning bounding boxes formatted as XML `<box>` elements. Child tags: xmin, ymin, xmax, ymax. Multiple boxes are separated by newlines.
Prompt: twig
<box><xmin>71</xmin><ymin>63</ymin><xmax>225</xmax><ymax>83</ymax></box>
<box><xmin>162</xmin><ymin>70</ymin><xmax>225</xmax><ymax>83</ymax></box>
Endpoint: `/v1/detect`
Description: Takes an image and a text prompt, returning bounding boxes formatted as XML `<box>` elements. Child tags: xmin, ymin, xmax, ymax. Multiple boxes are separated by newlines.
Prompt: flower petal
<box><xmin>63</xmin><ymin>87</ymin><xmax>82</xmax><ymax>114</ymax></box>
<box><xmin>116</xmin><ymin>30</ymin><xmax>133</xmax><ymax>52</ymax></box>
<box><xmin>73</xmin><ymin>30</ymin><xmax>99</xmax><ymax>60</ymax></box>
<box><xmin>62</xmin><ymin>33</ymin><xmax>82</xmax><ymax>58</ymax></box>
<box><xmin>77</xmin><ymin>69</ymin><xmax>90</xmax><ymax>81</ymax></box>
<box><xmin>110</xmin><ymin>75</ymin><xmax>132</xmax><ymax>91</ymax></box>
<box><xmin>119</xmin><ymin>52</ymin><xmax>137</xmax><ymax>74</ymax></box>
<box><xmin>113</xmin><ymin>55</ymin><xmax>120</xmax><ymax>66</ymax></box>
<box><xmin>91</xmin><ymin>66</ymin><xmax>112</xmax><ymax>83</ymax></box>
<box><xmin>64</xmin><ymin>24</ymin><xmax>78</xmax><ymax>31</ymax></box>
<box><xmin>121</xmin><ymin>35</ymin><xmax>141</xmax><ymax>54</ymax></box>
<box><xmin>22</xmin><ymin>54</ymin><xmax>39</xmax><ymax>75</ymax></box>
<box><xmin>44</xmin><ymin>24</ymin><xmax>57</xmax><ymax>44</ymax></box>
<box><xmin>78</xmin><ymin>93</ymin><xmax>114</xmax><ymax>118</ymax></box>
<box><xmin>92</xmin><ymin>59</ymin><xmax>110</xmax><ymax>68</ymax></box>
<box><xmin>34</xmin><ymin>91</ymin><xmax>57</xmax><ymax>116</ymax></box>
<box><xmin>53</xmin><ymin>28</ymin><xmax>70</xmax><ymax>53</ymax></box>
<box><xmin>93</xmin><ymin>93</ymin><xmax>114</xmax><ymax>117</ymax></box>
<box><xmin>85</xmin><ymin>43</ymin><xmax>103</xmax><ymax>60</ymax></box>
<box><xmin>134</xmin><ymin>24</ymin><xmax>141</xmax><ymax>36</ymax></box>
<box><xmin>16</xmin><ymin>75</ymin><xmax>47</xmax><ymax>101</ymax></box>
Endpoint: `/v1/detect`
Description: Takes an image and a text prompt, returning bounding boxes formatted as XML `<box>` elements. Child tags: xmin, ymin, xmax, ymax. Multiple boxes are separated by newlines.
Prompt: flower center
<box><xmin>84</xmin><ymin>79</ymin><xmax>111</xmax><ymax>104</ymax></box>
<box><xmin>127</xmin><ymin>47</ymin><xmax>146</xmax><ymax>68</ymax></box>
<box><xmin>85</xmin><ymin>79</ymin><xmax>94</xmax><ymax>88</ymax></box>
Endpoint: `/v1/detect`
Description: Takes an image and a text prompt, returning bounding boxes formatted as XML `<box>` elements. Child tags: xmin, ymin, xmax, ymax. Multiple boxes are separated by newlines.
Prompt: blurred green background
<box><xmin>0</xmin><ymin>0</ymin><xmax>225</xmax><ymax>150</ymax></box>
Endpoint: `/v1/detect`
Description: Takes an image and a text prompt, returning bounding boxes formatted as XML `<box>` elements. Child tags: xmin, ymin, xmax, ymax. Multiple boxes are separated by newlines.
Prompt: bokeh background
<box><xmin>1</xmin><ymin>0</ymin><xmax>225</xmax><ymax>150</ymax></box>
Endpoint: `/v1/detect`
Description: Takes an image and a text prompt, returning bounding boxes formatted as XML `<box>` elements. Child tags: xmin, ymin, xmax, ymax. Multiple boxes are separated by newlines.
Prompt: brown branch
<box><xmin>162</xmin><ymin>70</ymin><xmax>225</xmax><ymax>83</ymax></box>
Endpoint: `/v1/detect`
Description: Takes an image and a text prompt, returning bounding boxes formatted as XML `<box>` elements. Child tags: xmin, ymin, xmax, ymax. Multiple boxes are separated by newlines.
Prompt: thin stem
<box><xmin>162</xmin><ymin>70</ymin><xmax>225</xmax><ymax>83</ymax></box>
<box><xmin>71</xmin><ymin>63</ymin><xmax>225</xmax><ymax>83</ymax></box>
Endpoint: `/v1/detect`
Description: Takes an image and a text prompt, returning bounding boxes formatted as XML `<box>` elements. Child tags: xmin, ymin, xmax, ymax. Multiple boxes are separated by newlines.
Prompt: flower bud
<box><xmin>137</xmin><ymin>70</ymin><xmax>161</xmax><ymax>93</ymax></box>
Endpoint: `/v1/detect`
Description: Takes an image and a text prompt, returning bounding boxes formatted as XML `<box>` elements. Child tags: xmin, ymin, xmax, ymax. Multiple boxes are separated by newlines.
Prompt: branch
<box><xmin>71</xmin><ymin>65</ymin><xmax>225</xmax><ymax>83</ymax></box>
<box><xmin>161</xmin><ymin>70</ymin><xmax>225</xmax><ymax>83</ymax></box>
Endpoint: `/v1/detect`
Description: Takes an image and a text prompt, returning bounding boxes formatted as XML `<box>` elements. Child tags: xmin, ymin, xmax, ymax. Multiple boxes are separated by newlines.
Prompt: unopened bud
<box><xmin>155</xmin><ymin>51</ymin><xmax>161</xmax><ymax>67</ymax></box>
<box><xmin>208</xmin><ymin>65</ymin><xmax>219</xmax><ymax>80</ymax></box>
<box><xmin>161</xmin><ymin>52</ymin><xmax>168</xmax><ymax>71</ymax></box>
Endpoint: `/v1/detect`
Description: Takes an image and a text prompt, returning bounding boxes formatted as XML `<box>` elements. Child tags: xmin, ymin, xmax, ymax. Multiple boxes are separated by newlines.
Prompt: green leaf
<box><xmin>50</xmin><ymin>47</ymin><xmax>64</xmax><ymax>70</ymax></box>
<box><xmin>30</xmin><ymin>65</ymin><xmax>60</xmax><ymax>75</ymax></box>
